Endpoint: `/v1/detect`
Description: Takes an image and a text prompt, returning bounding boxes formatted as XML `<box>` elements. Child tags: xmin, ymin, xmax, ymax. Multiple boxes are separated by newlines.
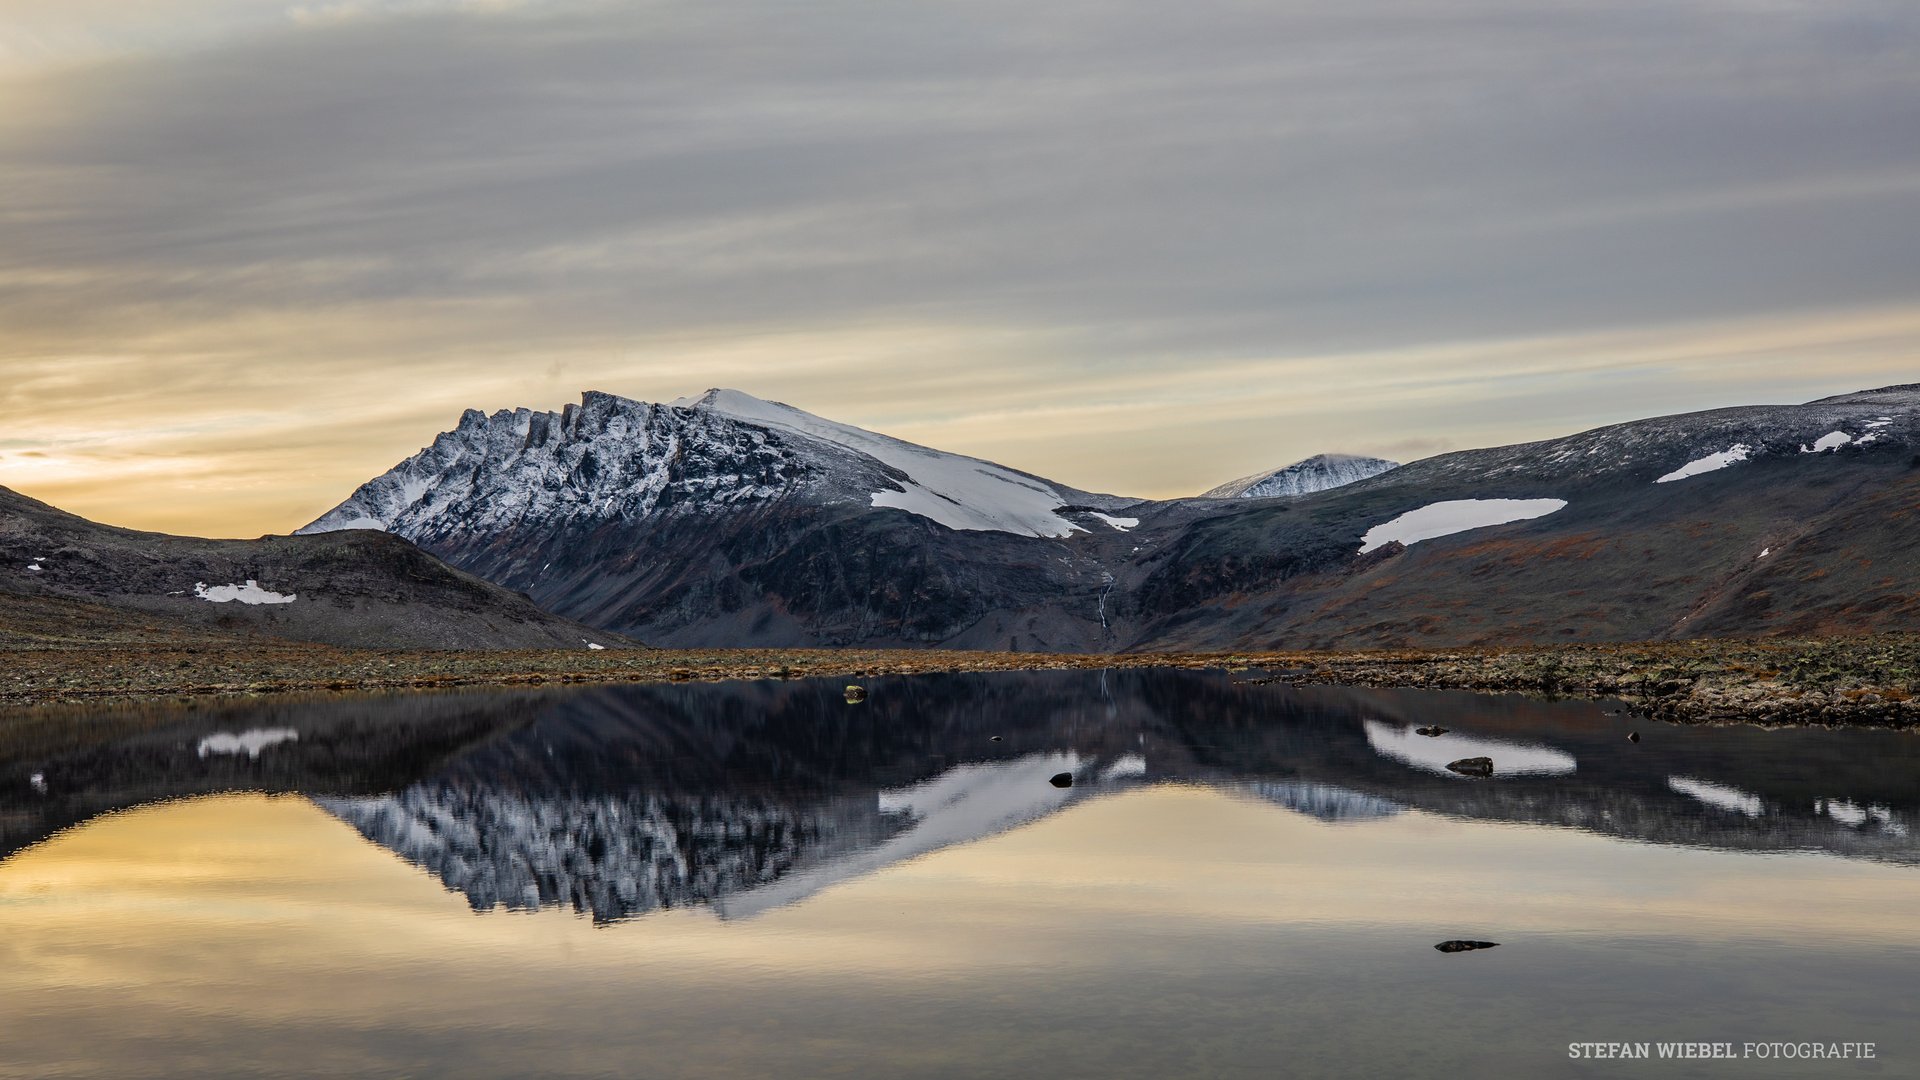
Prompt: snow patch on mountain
<box><xmin>1089</xmin><ymin>512</ymin><xmax>1138</xmax><ymax>531</ymax></box>
<box><xmin>194</xmin><ymin>580</ymin><xmax>296</xmax><ymax>604</ymax></box>
<box><xmin>1803</xmin><ymin>431</ymin><xmax>1853</xmax><ymax>453</ymax></box>
<box><xmin>1656</xmin><ymin>444</ymin><xmax>1752</xmax><ymax>483</ymax></box>
<box><xmin>1358</xmin><ymin>498</ymin><xmax>1567</xmax><ymax>553</ymax></box>
<box><xmin>674</xmin><ymin>389</ymin><xmax>1091</xmax><ymax>538</ymax></box>
<box><xmin>1203</xmin><ymin>453</ymin><xmax>1400</xmax><ymax>499</ymax></box>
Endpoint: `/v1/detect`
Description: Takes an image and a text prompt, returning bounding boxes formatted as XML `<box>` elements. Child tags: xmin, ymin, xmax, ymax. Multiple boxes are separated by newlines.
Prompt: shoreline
<box><xmin>6</xmin><ymin>635</ymin><xmax>1920</xmax><ymax>729</ymax></box>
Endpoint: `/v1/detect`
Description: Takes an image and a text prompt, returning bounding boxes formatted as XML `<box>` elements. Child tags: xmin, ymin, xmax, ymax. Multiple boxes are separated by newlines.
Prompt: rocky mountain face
<box><xmin>0</xmin><ymin>486</ymin><xmax>634</xmax><ymax>650</ymax></box>
<box><xmin>1201</xmin><ymin>453</ymin><xmax>1401</xmax><ymax>499</ymax></box>
<box><xmin>299</xmin><ymin>389</ymin><xmax>1149</xmax><ymax>650</ymax></box>
<box><xmin>299</xmin><ymin>384</ymin><xmax>1920</xmax><ymax>650</ymax></box>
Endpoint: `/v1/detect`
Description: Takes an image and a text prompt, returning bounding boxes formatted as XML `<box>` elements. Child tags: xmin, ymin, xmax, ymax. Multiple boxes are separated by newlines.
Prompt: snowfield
<box><xmin>679</xmin><ymin>389</ymin><xmax>1090</xmax><ymax>538</ymax></box>
<box><xmin>1089</xmin><ymin>512</ymin><xmax>1139</xmax><ymax>531</ymax></box>
<box><xmin>1804</xmin><ymin>431</ymin><xmax>1853</xmax><ymax>453</ymax></box>
<box><xmin>1656</xmin><ymin>444</ymin><xmax>1752</xmax><ymax>483</ymax></box>
<box><xmin>1358</xmin><ymin>498</ymin><xmax>1568</xmax><ymax>553</ymax></box>
<box><xmin>193</xmin><ymin>580</ymin><xmax>296</xmax><ymax>605</ymax></box>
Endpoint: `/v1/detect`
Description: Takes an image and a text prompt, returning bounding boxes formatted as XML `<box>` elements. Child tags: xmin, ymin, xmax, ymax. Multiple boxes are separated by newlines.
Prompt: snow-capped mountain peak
<box><xmin>1202</xmin><ymin>453</ymin><xmax>1401</xmax><ymax>499</ymax></box>
<box><xmin>298</xmin><ymin>388</ymin><xmax>1128</xmax><ymax>544</ymax></box>
<box><xmin>672</xmin><ymin>388</ymin><xmax>1100</xmax><ymax>538</ymax></box>
<box><xmin>296</xmin><ymin>391</ymin><xmax>813</xmax><ymax>540</ymax></box>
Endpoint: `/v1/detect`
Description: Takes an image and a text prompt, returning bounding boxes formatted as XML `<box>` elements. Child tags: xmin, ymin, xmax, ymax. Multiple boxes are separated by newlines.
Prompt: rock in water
<box><xmin>1049</xmin><ymin>772</ymin><xmax>1074</xmax><ymax>788</ymax></box>
<box><xmin>1416</xmin><ymin>725</ymin><xmax>1449</xmax><ymax>737</ymax></box>
<box><xmin>1628</xmin><ymin>731</ymin><xmax>1641</xmax><ymax>743</ymax></box>
<box><xmin>1434</xmin><ymin>940</ymin><xmax>1500</xmax><ymax>953</ymax></box>
<box><xmin>990</xmin><ymin>736</ymin><xmax>1003</xmax><ymax>742</ymax></box>
<box><xmin>844</xmin><ymin>685</ymin><xmax>868</xmax><ymax>703</ymax></box>
<box><xmin>1446</xmin><ymin>756</ymin><xmax>1494</xmax><ymax>777</ymax></box>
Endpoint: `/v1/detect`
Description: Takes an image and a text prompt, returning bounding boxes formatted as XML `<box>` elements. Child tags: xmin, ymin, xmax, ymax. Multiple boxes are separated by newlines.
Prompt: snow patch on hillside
<box><xmin>1656</xmin><ymin>444</ymin><xmax>1751</xmax><ymax>483</ymax></box>
<box><xmin>1803</xmin><ymin>431</ymin><xmax>1853</xmax><ymax>453</ymax></box>
<box><xmin>678</xmin><ymin>389</ymin><xmax>1088</xmax><ymax>538</ymax></box>
<box><xmin>1089</xmin><ymin>512</ymin><xmax>1138</xmax><ymax>531</ymax></box>
<box><xmin>1358</xmin><ymin>499</ymin><xmax>1567</xmax><ymax>553</ymax></box>
<box><xmin>194</xmin><ymin>580</ymin><xmax>296</xmax><ymax>604</ymax></box>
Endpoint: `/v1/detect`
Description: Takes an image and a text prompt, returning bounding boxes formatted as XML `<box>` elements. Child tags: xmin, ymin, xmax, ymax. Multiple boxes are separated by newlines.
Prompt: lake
<box><xmin>3</xmin><ymin>669</ymin><xmax>1916</xmax><ymax>1078</ymax></box>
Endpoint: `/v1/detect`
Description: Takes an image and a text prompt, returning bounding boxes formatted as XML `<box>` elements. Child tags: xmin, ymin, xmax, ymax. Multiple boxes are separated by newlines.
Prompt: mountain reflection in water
<box><xmin>5</xmin><ymin>669</ymin><xmax>1920</xmax><ymax>923</ymax></box>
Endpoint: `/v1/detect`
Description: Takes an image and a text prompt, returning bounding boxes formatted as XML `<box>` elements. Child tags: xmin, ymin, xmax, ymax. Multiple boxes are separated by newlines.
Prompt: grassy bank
<box><xmin>7</xmin><ymin>631</ymin><xmax>1920</xmax><ymax>728</ymax></box>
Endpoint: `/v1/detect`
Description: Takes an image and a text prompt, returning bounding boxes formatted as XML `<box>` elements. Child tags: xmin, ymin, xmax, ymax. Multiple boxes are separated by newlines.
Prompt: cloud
<box><xmin>2</xmin><ymin>0</ymin><xmax>1918</xmax><ymax>532</ymax></box>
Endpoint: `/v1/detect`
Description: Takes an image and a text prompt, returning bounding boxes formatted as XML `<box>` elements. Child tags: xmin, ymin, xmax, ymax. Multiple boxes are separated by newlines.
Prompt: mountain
<box><xmin>1132</xmin><ymin>383</ymin><xmax>1920</xmax><ymax>649</ymax></box>
<box><xmin>1201</xmin><ymin>453</ymin><xmax>1400</xmax><ymax>499</ymax></box>
<box><xmin>0</xmin><ymin>485</ymin><xmax>634</xmax><ymax>650</ymax></box>
<box><xmin>298</xmin><ymin>388</ymin><xmax>1152</xmax><ymax>650</ymax></box>
<box><xmin>300</xmin><ymin>384</ymin><xmax>1920</xmax><ymax>650</ymax></box>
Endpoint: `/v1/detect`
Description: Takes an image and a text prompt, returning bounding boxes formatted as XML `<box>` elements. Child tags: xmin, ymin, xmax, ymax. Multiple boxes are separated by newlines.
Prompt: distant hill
<box><xmin>295</xmin><ymin>384</ymin><xmax>1920</xmax><ymax>651</ymax></box>
<box><xmin>1201</xmin><ymin>453</ymin><xmax>1400</xmax><ymax>499</ymax></box>
<box><xmin>0</xmin><ymin>486</ymin><xmax>636</xmax><ymax>650</ymax></box>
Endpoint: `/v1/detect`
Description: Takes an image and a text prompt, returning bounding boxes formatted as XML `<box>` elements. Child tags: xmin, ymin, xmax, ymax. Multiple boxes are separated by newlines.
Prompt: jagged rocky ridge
<box><xmin>299</xmin><ymin>384</ymin><xmax>1920</xmax><ymax>650</ymax></box>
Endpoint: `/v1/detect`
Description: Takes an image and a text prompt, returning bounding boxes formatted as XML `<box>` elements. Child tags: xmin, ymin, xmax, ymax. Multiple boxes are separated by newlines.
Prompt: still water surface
<box><xmin>3</xmin><ymin>670</ymin><xmax>1917</xmax><ymax>1078</ymax></box>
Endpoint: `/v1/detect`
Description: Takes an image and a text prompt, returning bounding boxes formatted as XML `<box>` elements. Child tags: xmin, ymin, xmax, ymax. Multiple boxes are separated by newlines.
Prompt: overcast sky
<box><xmin>3</xmin><ymin>0</ymin><xmax>1918</xmax><ymax>536</ymax></box>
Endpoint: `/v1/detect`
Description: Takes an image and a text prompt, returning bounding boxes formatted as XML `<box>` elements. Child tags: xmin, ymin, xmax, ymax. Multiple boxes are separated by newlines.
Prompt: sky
<box><xmin>2</xmin><ymin>0</ymin><xmax>1918</xmax><ymax>537</ymax></box>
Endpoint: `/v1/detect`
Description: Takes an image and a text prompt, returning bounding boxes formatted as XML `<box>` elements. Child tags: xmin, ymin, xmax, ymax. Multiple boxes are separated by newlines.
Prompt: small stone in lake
<box><xmin>990</xmin><ymin>736</ymin><xmax>1003</xmax><ymax>742</ymax></box>
<box><xmin>1434</xmin><ymin>940</ymin><xmax>1500</xmax><ymax>953</ymax></box>
<box><xmin>1446</xmin><ymin>756</ymin><xmax>1494</xmax><ymax>777</ymax></box>
<box><xmin>1416</xmin><ymin>725</ymin><xmax>1448</xmax><ymax>737</ymax></box>
<box><xmin>844</xmin><ymin>685</ymin><xmax>868</xmax><ymax>703</ymax></box>
<box><xmin>1628</xmin><ymin>731</ymin><xmax>1641</xmax><ymax>743</ymax></box>
<box><xmin>1049</xmin><ymin>772</ymin><xmax>1073</xmax><ymax>788</ymax></box>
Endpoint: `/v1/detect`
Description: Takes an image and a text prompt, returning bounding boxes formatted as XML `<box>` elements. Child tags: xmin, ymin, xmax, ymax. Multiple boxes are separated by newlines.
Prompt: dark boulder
<box><xmin>1434</xmin><ymin>940</ymin><xmax>1500</xmax><ymax>953</ymax></box>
